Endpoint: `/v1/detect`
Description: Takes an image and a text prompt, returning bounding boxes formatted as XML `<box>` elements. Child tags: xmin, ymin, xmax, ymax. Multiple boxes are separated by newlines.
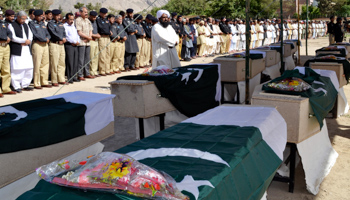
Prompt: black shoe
<box><xmin>184</xmin><ymin>58</ymin><xmax>192</xmax><ymax>61</ymax></box>
<box><xmin>73</xmin><ymin>78</ymin><xmax>80</xmax><ymax>82</ymax></box>
<box><xmin>23</xmin><ymin>87</ymin><xmax>34</xmax><ymax>91</ymax></box>
<box><xmin>15</xmin><ymin>89</ymin><xmax>22</xmax><ymax>93</ymax></box>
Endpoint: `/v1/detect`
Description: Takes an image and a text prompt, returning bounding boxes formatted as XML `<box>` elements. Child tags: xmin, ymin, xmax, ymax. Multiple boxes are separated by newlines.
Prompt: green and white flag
<box><xmin>0</xmin><ymin>92</ymin><xmax>114</xmax><ymax>154</ymax></box>
<box><xmin>18</xmin><ymin>106</ymin><xmax>287</xmax><ymax>200</ymax></box>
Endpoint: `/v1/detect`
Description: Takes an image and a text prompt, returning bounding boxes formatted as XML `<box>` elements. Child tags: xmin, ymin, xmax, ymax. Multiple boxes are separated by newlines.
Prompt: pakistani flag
<box><xmin>0</xmin><ymin>92</ymin><xmax>114</xmax><ymax>154</ymax></box>
<box><xmin>18</xmin><ymin>106</ymin><xmax>286</xmax><ymax>200</ymax></box>
<box><xmin>117</xmin><ymin>64</ymin><xmax>221</xmax><ymax>117</ymax></box>
<box><xmin>263</xmin><ymin>67</ymin><xmax>338</xmax><ymax>128</ymax></box>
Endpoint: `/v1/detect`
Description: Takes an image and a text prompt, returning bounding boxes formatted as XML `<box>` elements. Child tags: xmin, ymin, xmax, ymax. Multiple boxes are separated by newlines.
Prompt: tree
<box><xmin>74</xmin><ymin>2</ymin><xmax>85</xmax><ymax>10</ymax></box>
<box><xmin>300</xmin><ymin>5</ymin><xmax>320</xmax><ymax>20</ymax></box>
<box><xmin>318</xmin><ymin>0</ymin><xmax>347</xmax><ymax>16</ymax></box>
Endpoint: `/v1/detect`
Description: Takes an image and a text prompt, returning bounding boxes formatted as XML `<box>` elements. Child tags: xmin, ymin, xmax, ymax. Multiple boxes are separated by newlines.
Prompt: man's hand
<box><xmin>76</xmin><ymin>42</ymin><xmax>79</xmax><ymax>46</ymax></box>
<box><xmin>62</xmin><ymin>38</ymin><xmax>67</xmax><ymax>43</ymax></box>
<box><xmin>110</xmin><ymin>31</ymin><xmax>113</xmax><ymax>36</ymax></box>
<box><xmin>6</xmin><ymin>37</ymin><xmax>10</xmax><ymax>43</ymax></box>
<box><xmin>135</xmin><ymin>30</ymin><xmax>138</xmax><ymax>34</ymax></box>
<box><xmin>46</xmin><ymin>39</ymin><xmax>50</xmax><ymax>43</ymax></box>
<box><xmin>123</xmin><ymin>36</ymin><xmax>127</xmax><ymax>41</ymax></box>
<box><xmin>88</xmin><ymin>36</ymin><xmax>92</xmax><ymax>41</ymax></box>
<box><xmin>59</xmin><ymin>41</ymin><xmax>63</xmax><ymax>45</ymax></box>
<box><xmin>25</xmin><ymin>40</ymin><xmax>31</xmax><ymax>45</ymax></box>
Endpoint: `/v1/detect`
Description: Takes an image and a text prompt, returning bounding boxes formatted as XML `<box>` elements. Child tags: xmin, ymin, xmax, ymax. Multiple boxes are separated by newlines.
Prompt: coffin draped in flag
<box><xmin>18</xmin><ymin>106</ymin><xmax>287</xmax><ymax>200</ymax></box>
<box><xmin>263</xmin><ymin>67</ymin><xmax>338</xmax><ymax>128</ymax></box>
<box><xmin>117</xmin><ymin>64</ymin><xmax>221</xmax><ymax>117</ymax></box>
<box><xmin>0</xmin><ymin>91</ymin><xmax>114</xmax><ymax>154</ymax></box>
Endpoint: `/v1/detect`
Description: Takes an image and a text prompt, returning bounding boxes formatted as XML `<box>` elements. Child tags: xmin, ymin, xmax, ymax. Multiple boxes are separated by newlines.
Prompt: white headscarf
<box><xmin>156</xmin><ymin>10</ymin><xmax>170</xmax><ymax>19</ymax></box>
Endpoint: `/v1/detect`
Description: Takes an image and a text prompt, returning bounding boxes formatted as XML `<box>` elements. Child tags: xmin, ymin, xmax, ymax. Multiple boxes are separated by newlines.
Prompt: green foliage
<box><xmin>151</xmin><ymin>0</ymin><xmax>279</xmax><ymax>19</ymax></box>
<box><xmin>301</xmin><ymin>5</ymin><xmax>320</xmax><ymax>20</ymax></box>
<box><xmin>73</xmin><ymin>2</ymin><xmax>85</xmax><ymax>10</ymax></box>
<box><xmin>318</xmin><ymin>0</ymin><xmax>347</xmax><ymax>16</ymax></box>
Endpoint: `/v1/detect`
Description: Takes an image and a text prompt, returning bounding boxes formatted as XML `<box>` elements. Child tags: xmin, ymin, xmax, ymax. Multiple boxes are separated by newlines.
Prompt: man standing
<box><xmin>8</xmin><ymin>11</ymin><xmax>33</xmax><ymax>94</ymax></box>
<box><xmin>25</xmin><ymin>9</ymin><xmax>35</xmax><ymax>24</ymax></box>
<box><xmin>152</xmin><ymin>10</ymin><xmax>180</xmax><ymax>68</ymax></box>
<box><xmin>89</xmin><ymin>11</ymin><xmax>100</xmax><ymax>77</ymax></box>
<box><xmin>142</xmin><ymin>14</ymin><xmax>153</xmax><ymax>67</ymax></box>
<box><xmin>327</xmin><ymin>16</ymin><xmax>335</xmax><ymax>45</ymax></box>
<box><xmin>76</xmin><ymin>6</ymin><xmax>94</xmax><ymax>80</ymax></box>
<box><xmin>28</xmin><ymin>9</ymin><xmax>51</xmax><ymax>89</ymax></box>
<box><xmin>64</xmin><ymin>13</ymin><xmax>80</xmax><ymax>83</ymax></box>
<box><xmin>189</xmin><ymin>18</ymin><xmax>198</xmax><ymax>58</ymax></box>
<box><xmin>0</xmin><ymin>12</ymin><xmax>15</xmax><ymax>96</ymax></box>
<box><xmin>44</xmin><ymin>10</ymin><xmax>52</xmax><ymax>26</ymax></box>
<box><xmin>334</xmin><ymin>17</ymin><xmax>344</xmax><ymax>43</ymax></box>
<box><xmin>134</xmin><ymin>14</ymin><xmax>146</xmax><ymax>68</ymax></box>
<box><xmin>109</xmin><ymin>14</ymin><xmax>119</xmax><ymax>73</ymax></box>
<box><xmin>4</xmin><ymin>10</ymin><xmax>15</xmax><ymax>24</ymax></box>
<box><xmin>219</xmin><ymin>17</ymin><xmax>229</xmax><ymax>54</ymax></box>
<box><xmin>114</xmin><ymin>15</ymin><xmax>127</xmax><ymax>72</ymax></box>
<box><xmin>96</xmin><ymin>8</ymin><xmax>112</xmax><ymax>76</ymax></box>
<box><xmin>123</xmin><ymin>8</ymin><xmax>139</xmax><ymax>71</ymax></box>
<box><xmin>47</xmin><ymin>9</ymin><xmax>66</xmax><ymax>86</ymax></box>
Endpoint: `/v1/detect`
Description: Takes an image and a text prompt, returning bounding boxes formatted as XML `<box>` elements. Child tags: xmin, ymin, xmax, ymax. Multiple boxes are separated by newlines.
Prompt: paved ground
<box><xmin>2</xmin><ymin>37</ymin><xmax>349</xmax><ymax>199</ymax></box>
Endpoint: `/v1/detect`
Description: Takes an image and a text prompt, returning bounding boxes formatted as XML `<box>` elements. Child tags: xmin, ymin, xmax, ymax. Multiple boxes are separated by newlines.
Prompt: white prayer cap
<box><xmin>157</xmin><ymin>10</ymin><xmax>170</xmax><ymax>19</ymax></box>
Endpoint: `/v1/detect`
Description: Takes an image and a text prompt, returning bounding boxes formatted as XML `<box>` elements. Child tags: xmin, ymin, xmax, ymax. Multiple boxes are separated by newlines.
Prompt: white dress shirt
<box><xmin>64</xmin><ymin>23</ymin><xmax>80</xmax><ymax>44</ymax></box>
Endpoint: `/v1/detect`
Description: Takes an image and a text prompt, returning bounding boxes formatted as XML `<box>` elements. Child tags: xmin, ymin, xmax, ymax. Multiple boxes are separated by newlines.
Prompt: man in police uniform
<box><xmin>142</xmin><ymin>14</ymin><xmax>152</xmax><ymax>68</ymax></box>
<box><xmin>115</xmin><ymin>15</ymin><xmax>127</xmax><ymax>72</ymax></box>
<box><xmin>28</xmin><ymin>9</ymin><xmax>51</xmax><ymax>89</ymax></box>
<box><xmin>327</xmin><ymin>16</ymin><xmax>335</xmax><ymax>45</ymax></box>
<box><xmin>96</xmin><ymin>8</ymin><xmax>112</xmax><ymax>76</ymax></box>
<box><xmin>44</xmin><ymin>10</ymin><xmax>52</xmax><ymax>26</ymax></box>
<box><xmin>47</xmin><ymin>9</ymin><xmax>66</xmax><ymax>86</ymax></box>
<box><xmin>123</xmin><ymin>8</ymin><xmax>139</xmax><ymax>71</ymax></box>
<box><xmin>0</xmin><ymin>15</ymin><xmax>14</xmax><ymax>97</ymax></box>
<box><xmin>134</xmin><ymin>14</ymin><xmax>146</xmax><ymax>68</ymax></box>
<box><xmin>219</xmin><ymin>17</ymin><xmax>229</xmax><ymax>54</ymax></box>
<box><xmin>109</xmin><ymin>14</ymin><xmax>120</xmax><ymax>73</ymax></box>
<box><xmin>4</xmin><ymin>10</ymin><xmax>15</xmax><ymax>24</ymax></box>
<box><xmin>89</xmin><ymin>11</ymin><xmax>100</xmax><ymax>76</ymax></box>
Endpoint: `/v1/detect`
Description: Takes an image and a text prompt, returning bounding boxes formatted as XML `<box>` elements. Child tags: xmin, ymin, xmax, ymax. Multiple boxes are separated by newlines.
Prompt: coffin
<box><xmin>110</xmin><ymin>80</ymin><xmax>176</xmax><ymax>118</ymax></box>
<box><xmin>270</xmin><ymin>43</ymin><xmax>292</xmax><ymax>57</ymax></box>
<box><xmin>310</xmin><ymin>62</ymin><xmax>347</xmax><ymax>88</ymax></box>
<box><xmin>0</xmin><ymin>122</ymin><xmax>114</xmax><ymax>188</ymax></box>
<box><xmin>251</xmin><ymin>84</ymin><xmax>320</xmax><ymax>143</ymax></box>
<box><xmin>254</xmin><ymin>49</ymin><xmax>279</xmax><ymax>67</ymax></box>
<box><xmin>213</xmin><ymin>57</ymin><xmax>265</xmax><ymax>82</ymax></box>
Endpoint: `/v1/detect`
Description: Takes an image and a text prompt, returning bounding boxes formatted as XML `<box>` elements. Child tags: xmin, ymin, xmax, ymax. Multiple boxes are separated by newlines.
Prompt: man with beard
<box><xmin>28</xmin><ymin>9</ymin><xmax>51</xmax><ymax>89</ymax></box>
<box><xmin>89</xmin><ymin>11</ymin><xmax>100</xmax><ymax>76</ymax></box>
<box><xmin>4</xmin><ymin>10</ymin><xmax>15</xmax><ymax>25</ymax></box>
<box><xmin>151</xmin><ymin>10</ymin><xmax>180</xmax><ymax>69</ymax></box>
<box><xmin>123</xmin><ymin>8</ymin><xmax>139</xmax><ymax>71</ymax></box>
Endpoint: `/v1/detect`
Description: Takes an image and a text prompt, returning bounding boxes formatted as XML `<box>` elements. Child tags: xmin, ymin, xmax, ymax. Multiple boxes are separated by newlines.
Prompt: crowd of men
<box><xmin>0</xmin><ymin>6</ymin><xmax>338</xmax><ymax>98</ymax></box>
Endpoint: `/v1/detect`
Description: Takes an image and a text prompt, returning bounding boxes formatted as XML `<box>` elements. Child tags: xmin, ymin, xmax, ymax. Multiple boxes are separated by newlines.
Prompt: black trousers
<box><xmin>65</xmin><ymin>44</ymin><xmax>79</xmax><ymax>82</ymax></box>
<box><xmin>124</xmin><ymin>52</ymin><xmax>136</xmax><ymax>69</ymax></box>
<box><xmin>191</xmin><ymin>42</ymin><xmax>197</xmax><ymax>57</ymax></box>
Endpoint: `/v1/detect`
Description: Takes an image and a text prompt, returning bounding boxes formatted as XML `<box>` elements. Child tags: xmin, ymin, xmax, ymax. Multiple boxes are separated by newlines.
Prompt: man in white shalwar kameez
<box><xmin>8</xmin><ymin>11</ymin><xmax>34</xmax><ymax>92</ymax></box>
<box><xmin>152</xmin><ymin>10</ymin><xmax>180</xmax><ymax>69</ymax></box>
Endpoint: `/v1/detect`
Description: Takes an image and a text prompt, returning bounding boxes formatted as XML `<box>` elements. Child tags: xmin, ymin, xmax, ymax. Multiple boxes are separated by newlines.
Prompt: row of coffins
<box><xmin>3</xmin><ymin>41</ymin><xmax>349</xmax><ymax>199</ymax></box>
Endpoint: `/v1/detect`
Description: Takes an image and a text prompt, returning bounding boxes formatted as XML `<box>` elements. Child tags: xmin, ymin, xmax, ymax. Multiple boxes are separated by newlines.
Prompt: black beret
<box><xmin>134</xmin><ymin>14</ymin><xmax>143</xmax><ymax>20</ymax></box>
<box><xmin>90</xmin><ymin>11</ymin><xmax>97</xmax><ymax>16</ymax></box>
<box><xmin>151</xmin><ymin>16</ymin><xmax>158</xmax><ymax>22</ymax></box>
<box><xmin>146</xmin><ymin>14</ymin><xmax>152</xmax><ymax>20</ymax></box>
<box><xmin>126</xmin><ymin>8</ymin><xmax>133</xmax><ymax>13</ymax></box>
<box><xmin>52</xmin><ymin>9</ymin><xmax>61</xmax><ymax>15</ymax></box>
<box><xmin>34</xmin><ymin>9</ymin><xmax>44</xmax><ymax>16</ymax></box>
<box><xmin>5</xmin><ymin>9</ymin><xmax>15</xmax><ymax>16</ymax></box>
<box><xmin>45</xmin><ymin>10</ymin><xmax>52</xmax><ymax>15</ymax></box>
<box><xmin>100</xmin><ymin>8</ymin><xmax>108</xmax><ymax>14</ymax></box>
